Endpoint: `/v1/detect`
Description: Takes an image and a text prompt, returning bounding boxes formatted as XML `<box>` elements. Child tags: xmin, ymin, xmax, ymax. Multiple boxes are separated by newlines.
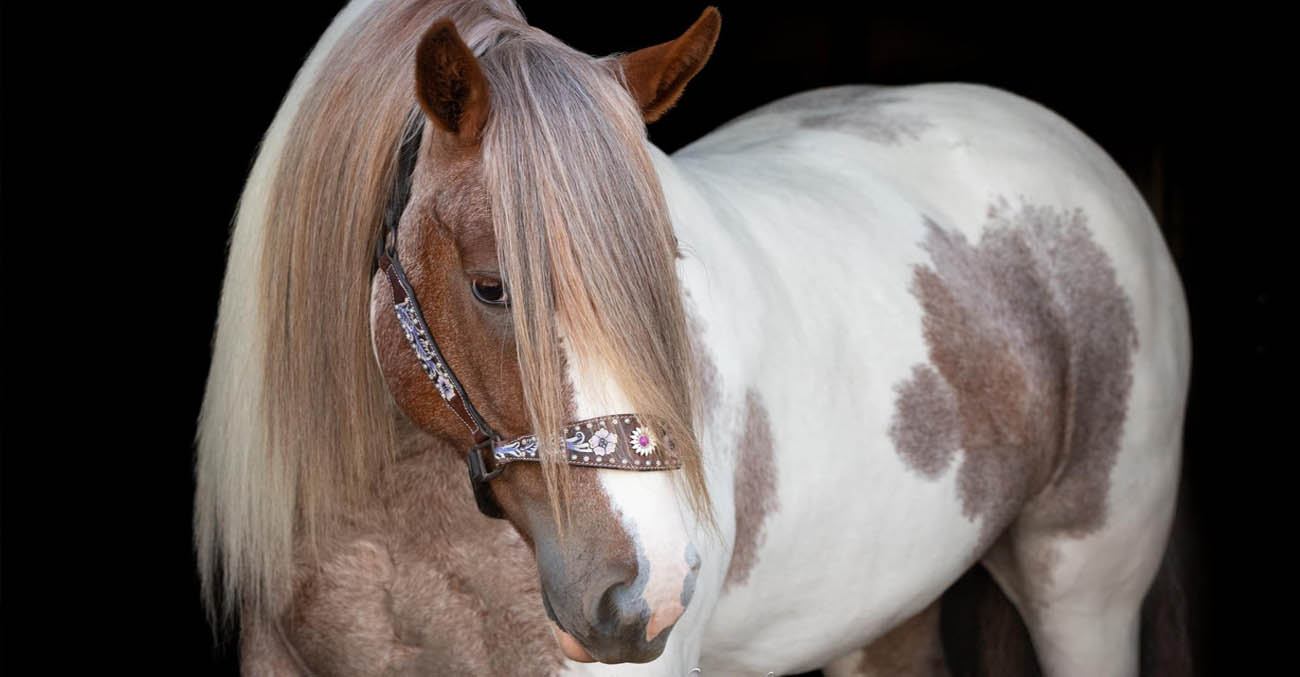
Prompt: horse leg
<box><xmin>980</xmin><ymin>436</ymin><xmax>1181</xmax><ymax>677</ymax></box>
<box><xmin>822</xmin><ymin>600</ymin><xmax>949</xmax><ymax>677</ymax></box>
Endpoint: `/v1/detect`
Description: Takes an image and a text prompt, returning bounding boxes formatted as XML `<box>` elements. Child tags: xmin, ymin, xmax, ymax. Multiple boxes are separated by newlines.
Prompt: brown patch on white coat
<box><xmin>823</xmin><ymin>601</ymin><xmax>950</xmax><ymax>677</ymax></box>
<box><xmin>854</xmin><ymin>601</ymin><xmax>950</xmax><ymax>676</ymax></box>
<box><xmin>720</xmin><ymin>85</ymin><xmax>932</xmax><ymax>145</ymax></box>
<box><xmin>723</xmin><ymin>390</ymin><xmax>780</xmax><ymax>589</ymax></box>
<box><xmin>686</xmin><ymin>304</ymin><xmax>721</xmax><ymax>419</ymax></box>
<box><xmin>888</xmin><ymin>199</ymin><xmax>1139</xmax><ymax>555</ymax></box>
<box><xmin>685</xmin><ymin>310</ymin><xmax>781</xmax><ymax>592</ymax></box>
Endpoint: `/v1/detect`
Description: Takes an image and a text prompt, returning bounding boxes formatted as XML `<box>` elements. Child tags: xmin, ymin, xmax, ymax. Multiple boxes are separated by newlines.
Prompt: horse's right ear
<box><xmin>617</xmin><ymin>7</ymin><xmax>721</xmax><ymax>123</ymax></box>
<box><xmin>416</xmin><ymin>19</ymin><xmax>490</xmax><ymax>142</ymax></box>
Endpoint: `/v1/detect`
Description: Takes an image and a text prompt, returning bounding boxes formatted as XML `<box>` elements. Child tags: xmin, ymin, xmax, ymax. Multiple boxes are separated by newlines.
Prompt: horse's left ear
<box><xmin>416</xmin><ymin>19</ymin><xmax>490</xmax><ymax>142</ymax></box>
<box><xmin>616</xmin><ymin>7</ymin><xmax>721</xmax><ymax>123</ymax></box>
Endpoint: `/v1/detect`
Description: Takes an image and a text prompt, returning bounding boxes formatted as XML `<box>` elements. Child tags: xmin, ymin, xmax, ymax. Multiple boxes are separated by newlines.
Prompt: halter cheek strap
<box><xmin>378</xmin><ymin>252</ymin><xmax>495</xmax><ymax>439</ymax></box>
<box><xmin>375</xmin><ymin>116</ymin><xmax>681</xmax><ymax>519</ymax></box>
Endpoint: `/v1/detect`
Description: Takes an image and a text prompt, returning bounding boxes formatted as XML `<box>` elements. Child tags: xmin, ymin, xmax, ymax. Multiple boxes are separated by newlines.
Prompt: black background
<box><xmin>1</xmin><ymin>2</ymin><xmax>1287</xmax><ymax>673</ymax></box>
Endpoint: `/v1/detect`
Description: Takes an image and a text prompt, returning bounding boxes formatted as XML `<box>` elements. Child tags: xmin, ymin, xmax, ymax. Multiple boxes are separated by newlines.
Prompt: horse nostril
<box><xmin>593</xmin><ymin>580</ymin><xmax>642</xmax><ymax>633</ymax></box>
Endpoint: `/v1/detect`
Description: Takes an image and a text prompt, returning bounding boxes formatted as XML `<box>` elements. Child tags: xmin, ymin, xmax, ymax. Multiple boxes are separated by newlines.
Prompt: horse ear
<box><xmin>416</xmin><ymin>19</ymin><xmax>490</xmax><ymax>141</ymax></box>
<box><xmin>617</xmin><ymin>7</ymin><xmax>721</xmax><ymax>123</ymax></box>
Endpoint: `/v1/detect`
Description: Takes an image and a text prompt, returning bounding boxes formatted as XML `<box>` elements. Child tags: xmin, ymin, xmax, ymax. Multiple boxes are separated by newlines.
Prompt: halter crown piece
<box><xmin>374</xmin><ymin>119</ymin><xmax>682</xmax><ymax>518</ymax></box>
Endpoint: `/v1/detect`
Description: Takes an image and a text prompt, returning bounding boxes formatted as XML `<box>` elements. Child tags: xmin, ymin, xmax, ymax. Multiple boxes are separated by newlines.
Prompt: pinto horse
<box><xmin>196</xmin><ymin>1</ymin><xmax>1190</xmax><ymax>674</ymax></box>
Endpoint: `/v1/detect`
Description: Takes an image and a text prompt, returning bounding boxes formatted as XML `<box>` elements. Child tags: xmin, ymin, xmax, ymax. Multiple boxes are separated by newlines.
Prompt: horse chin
<box><xmin>548</xmin><ymin>620</ymin><xmax>671</xmax><ymax>664</ymax></box>
<box><xmin>551</xmin><ymin>623</ymin><xmax>596</xmax><ymax>662</ymax></box>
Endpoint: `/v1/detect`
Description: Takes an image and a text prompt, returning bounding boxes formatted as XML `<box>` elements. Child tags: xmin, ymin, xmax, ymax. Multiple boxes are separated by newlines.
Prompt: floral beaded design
<box><xmin>629</xmin><ymin>427</ymin><xmax>656</xmax><ymax>456</ymax></box>
<box><xmin>394</xmin><ymin>297</ymin><xmax>456</xmax><ymax>402</ymax></box>
<box><xmin>590</xmin><ymin>428</ymin><xmax>617</xmax><ymax>456</ymax></box>
<box><xmin>493</xmin><ymin>430</ymin><xmax>591</xmax><ymax>461</ymax></box>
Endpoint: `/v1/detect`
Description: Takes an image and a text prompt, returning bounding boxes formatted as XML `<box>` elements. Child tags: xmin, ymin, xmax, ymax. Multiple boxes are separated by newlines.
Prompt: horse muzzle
<box><xmin>541</xmin><ymin>555</ymin><xmax>698</xmax><ymax>664</ymax></box>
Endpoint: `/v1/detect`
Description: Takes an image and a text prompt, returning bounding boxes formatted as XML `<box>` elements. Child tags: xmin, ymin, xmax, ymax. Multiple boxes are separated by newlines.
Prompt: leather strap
<box><xmin>379</xmin><ymin>252</ymin><xmax>495</xmax><ymax>439</ymax></box>
<box><xmin>488</xmin><ymin>413</ymin><xmax>680</xmax><ymax>472</ymax></box>
<box><xmin>467</xmin><ymin>413</ymin><xmax>680</xmax><ymax>518</ymax></box>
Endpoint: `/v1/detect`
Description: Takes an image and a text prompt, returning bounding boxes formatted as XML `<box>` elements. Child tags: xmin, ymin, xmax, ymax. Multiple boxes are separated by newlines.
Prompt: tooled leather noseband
<box><xmin>374</xmin><ymin>118</ymin><xmax>681</xmax><ymax>518</ymax></box>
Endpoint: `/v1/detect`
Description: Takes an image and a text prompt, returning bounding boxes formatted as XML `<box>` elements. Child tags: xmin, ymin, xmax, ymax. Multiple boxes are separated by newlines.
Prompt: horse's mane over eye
<box><xmin>479</xmin><ymin>32</ymin><xmax>712</xmax><ymax>533</ymax></box>
<box><xmin>195</xmin><ymin>0</ymin><xmax>710</xmax><ymax>633</ymax></box>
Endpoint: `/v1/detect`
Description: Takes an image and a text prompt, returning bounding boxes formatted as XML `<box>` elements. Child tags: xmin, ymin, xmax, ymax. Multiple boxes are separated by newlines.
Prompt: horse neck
<box><xmin>648</xmin><ymin>144</ymin><xmax>757</xmax><ymax>473</ymax></box>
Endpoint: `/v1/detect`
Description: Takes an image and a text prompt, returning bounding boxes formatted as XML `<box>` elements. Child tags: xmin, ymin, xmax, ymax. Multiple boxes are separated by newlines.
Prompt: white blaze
<box><xmin>560</xmin><ymin>334</ymin><xmax>696</xmax><ymax>640</ymax></box>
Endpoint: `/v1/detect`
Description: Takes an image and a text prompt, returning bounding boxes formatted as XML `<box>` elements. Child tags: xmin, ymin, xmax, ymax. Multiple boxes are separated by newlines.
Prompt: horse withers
<box><xmin>196</xmin><ymin>1</ymin><xmax>1190</xmax><ymax>674</ymax></box>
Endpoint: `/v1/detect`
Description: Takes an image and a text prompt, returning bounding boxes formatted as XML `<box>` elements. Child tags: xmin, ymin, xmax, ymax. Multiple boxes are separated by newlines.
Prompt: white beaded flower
<box><xmin>433</xmin><ymin>364</ymin><xmax>456</xmax><ymax>400</ymax></box>
<box><xmin>629</xmin><ymin>427</ymin><xmax>656</xmax><ymax>456</ymax></box>
<box><xmin>590</xmin><ymin>427</ymin><xmax>617</xmax><ymax>457</ymax></box>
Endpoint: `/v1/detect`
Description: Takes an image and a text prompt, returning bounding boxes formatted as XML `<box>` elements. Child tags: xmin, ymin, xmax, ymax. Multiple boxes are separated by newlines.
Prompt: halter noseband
<box><xmin>374</xmin><ymin>118</ymin><xmax>681</xmax><ymax>519</ymax></box>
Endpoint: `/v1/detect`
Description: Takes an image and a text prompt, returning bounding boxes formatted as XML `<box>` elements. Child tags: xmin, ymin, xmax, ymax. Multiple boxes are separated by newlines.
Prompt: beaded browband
<box><xmin>374</xmin><ymin>119</ymin><xmax>681</xmax><ymax>519</ymax></box>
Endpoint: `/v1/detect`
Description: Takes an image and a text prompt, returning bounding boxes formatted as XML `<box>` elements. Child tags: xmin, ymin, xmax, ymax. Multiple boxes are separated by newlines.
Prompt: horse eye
<box><xmin>471</xmin><ymin>277</ymin><xmax>509</xmax><ymax>306</ymax></box>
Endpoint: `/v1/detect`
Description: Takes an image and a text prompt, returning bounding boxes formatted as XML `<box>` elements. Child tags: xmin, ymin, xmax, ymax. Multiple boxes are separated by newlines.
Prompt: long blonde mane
<box><xmin>196</xmin><ymin>0</ymin><xmax>708</xmax><ymax>629</ymax></box>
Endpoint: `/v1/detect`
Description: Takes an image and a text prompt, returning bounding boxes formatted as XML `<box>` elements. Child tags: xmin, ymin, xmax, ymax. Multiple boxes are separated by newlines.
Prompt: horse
<box><xmin>195</xmin><ymin>1</ymin><xmax>1191</xmax><ymax>674</ymax></box>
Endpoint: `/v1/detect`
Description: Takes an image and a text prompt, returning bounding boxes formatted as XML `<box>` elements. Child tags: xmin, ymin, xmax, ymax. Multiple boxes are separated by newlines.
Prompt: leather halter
<box><xmin>374</xmin><ymin>119</ymin><xmax>682</xmax><ymax>518</ymax></box>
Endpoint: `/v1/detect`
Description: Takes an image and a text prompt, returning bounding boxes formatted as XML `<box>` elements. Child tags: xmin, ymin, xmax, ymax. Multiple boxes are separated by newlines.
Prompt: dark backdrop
<box><xmin>2</xmin><ymin>2</ymin><xmax>1285</xmax><ymax>673</ymax></box>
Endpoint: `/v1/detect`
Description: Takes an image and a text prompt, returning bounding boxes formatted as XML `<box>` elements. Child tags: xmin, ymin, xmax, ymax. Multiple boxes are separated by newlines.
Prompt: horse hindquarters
<box><xmin>978</xmin><ymin>257</ymin><xmax>1189</xmax><ymax>676</ymax></box>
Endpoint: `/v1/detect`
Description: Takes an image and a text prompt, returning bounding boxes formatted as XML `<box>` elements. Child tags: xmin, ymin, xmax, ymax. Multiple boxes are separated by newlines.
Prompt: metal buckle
<box><xmin>466</xmin><ymin>436</ymin><xmax>505</xmax><ymax>519</ymax></box>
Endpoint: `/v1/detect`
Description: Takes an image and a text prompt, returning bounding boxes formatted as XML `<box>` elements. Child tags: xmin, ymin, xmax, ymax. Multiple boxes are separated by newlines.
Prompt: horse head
<box><xmin>367</xmin><ymin>7</ymin><xmax>721</xmax><ymax>664</ymax></box>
